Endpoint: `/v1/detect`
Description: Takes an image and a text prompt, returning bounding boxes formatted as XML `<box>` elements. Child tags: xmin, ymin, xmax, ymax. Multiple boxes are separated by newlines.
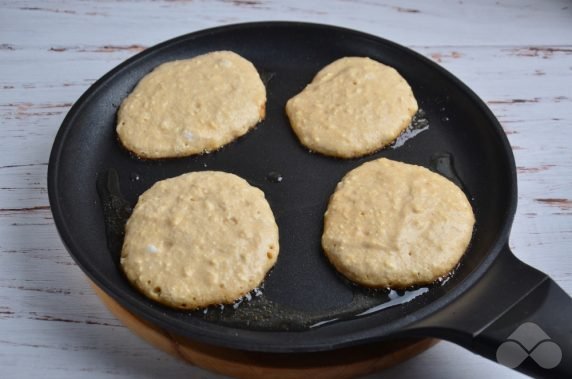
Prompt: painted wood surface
<box><xmin>0</xmin><ymin>0</ymin><xmax>570</xmax><ymax>378</ymax></box>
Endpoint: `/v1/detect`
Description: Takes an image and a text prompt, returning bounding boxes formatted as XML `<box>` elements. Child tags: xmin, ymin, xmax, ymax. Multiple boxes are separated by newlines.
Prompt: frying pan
<box><xmin>48</xmin><ymin>22</ymin><xmax>571</xmax><ymax>377</ymax></box>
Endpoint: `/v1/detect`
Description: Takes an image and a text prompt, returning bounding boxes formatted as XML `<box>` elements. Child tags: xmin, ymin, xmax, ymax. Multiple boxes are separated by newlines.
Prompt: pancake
<box><xmin>322</xmin><ymin>158</ymin><xmax>474</xmax><ymax>288</ymax></box>
<box><xmin>117</xmin><ymin>51</ymin><xmax>266</xmax><ymax>159</ymax></box>
<box><xmin>120</xmin><ymin>171</ymin><xmax>279</xmax><ymax>309</ymax></box>
<box><xmin>286</xmin><ymin>57</ymin><xmax>418</xmax><ymax>158</ymax></box>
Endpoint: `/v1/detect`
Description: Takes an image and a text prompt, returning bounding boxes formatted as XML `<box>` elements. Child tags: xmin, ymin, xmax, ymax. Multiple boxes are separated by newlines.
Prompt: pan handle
<box><xmin>409</xmin><ymin>245</ymin><xmax>571</xmax><ymax>378</ymax></box>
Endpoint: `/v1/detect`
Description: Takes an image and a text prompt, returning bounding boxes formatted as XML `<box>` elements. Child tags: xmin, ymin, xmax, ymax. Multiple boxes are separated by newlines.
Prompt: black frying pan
<box><xmin>48</xmin><ymin>22</ymin><xmax>571</xmax><ymax>378</ymax></box>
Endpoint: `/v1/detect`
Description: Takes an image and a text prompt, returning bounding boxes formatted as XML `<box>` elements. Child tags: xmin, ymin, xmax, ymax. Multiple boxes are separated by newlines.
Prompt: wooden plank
<box><xmin>1</xmin><ymin>0</ymin><xmax>571</xmax><ymax>47</ymax></box>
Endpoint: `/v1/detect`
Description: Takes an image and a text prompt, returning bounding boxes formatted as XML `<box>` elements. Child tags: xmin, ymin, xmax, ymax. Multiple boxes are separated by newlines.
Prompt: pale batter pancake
<box><xmin>117</xmin><ymin>51</ymin><xmax>266</xmax><ymax>159</ymax></box>
<box><xmin>322</xmin><ymin>158</ymin><xmax>474</xmax><ymax>288</ymax></box>
<box><xmin>286</xmin><ymin>57</ymin><xmax>418</xmax><ymax>158</ymax></box>
<box><xmin>120</xmin><ymin>171</ymin><xmax>279</xmax><ymax>309</ymax></box>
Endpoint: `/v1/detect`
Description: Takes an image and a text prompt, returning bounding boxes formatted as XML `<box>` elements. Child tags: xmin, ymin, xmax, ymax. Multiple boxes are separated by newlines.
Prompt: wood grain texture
<box><xmin>0</xmin><ymin>0</ymin><xmax>570</xmax><ymax>378</ymax></box>
<box><xmin>92</xmin><ymin>283</ymin><xmax>438</xmax><ymax>379</ymax></box>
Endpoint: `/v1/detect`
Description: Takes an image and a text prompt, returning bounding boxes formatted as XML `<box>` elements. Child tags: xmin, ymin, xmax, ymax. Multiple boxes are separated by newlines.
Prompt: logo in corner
<box><xmin>496</xmin><ymin>322</ymin><xmax>562</xmax><ymax>369</ymax></box>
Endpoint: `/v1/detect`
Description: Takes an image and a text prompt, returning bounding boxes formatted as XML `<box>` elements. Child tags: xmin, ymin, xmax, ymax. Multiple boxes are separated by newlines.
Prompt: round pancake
<box><xmin>322</xmin><ymin>158</ymin><xmax>475</xmax><ymax>288</ymax></box>
<box><xmin>117</xmin><ymin>51</ymin><xmax>266</xmax><ymax>159</ymax></box>
<box><xmin>286</xmin><ymin>57</ymin><xmax>418</xmax><ymax>158</ymax></box>
<box><xmin>120</xmin><ymin>171</ymin><xmax>279</xmax><ymax>309</ymax></box>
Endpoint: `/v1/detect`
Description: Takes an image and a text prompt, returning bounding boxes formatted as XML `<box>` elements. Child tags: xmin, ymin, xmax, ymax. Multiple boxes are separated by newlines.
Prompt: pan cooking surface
<box><xmin>49</xmin><ymin>22</ymin><xmax>516</xmax><ymax>351</ymax></box>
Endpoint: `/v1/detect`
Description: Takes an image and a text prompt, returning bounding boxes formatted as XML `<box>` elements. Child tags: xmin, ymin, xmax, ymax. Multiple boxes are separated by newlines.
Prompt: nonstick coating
<box><xmin>48</xmin><ymin>22</ymin><xmax>516</xmax><ymax>352</ymax></box>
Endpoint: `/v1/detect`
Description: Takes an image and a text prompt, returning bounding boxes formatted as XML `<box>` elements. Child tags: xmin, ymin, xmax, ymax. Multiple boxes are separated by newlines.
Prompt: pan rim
<box><xmin>47</xmin><ymin>21</ymin><xmax>517</xmax><ymax>353</ymax></box>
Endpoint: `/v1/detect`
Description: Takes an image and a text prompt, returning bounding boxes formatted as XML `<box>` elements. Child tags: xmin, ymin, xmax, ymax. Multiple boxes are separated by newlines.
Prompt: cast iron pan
<box><xmin>48</xmin><ymin>22</ymin><xmax>571</xmax><ymax>377</ymax></box>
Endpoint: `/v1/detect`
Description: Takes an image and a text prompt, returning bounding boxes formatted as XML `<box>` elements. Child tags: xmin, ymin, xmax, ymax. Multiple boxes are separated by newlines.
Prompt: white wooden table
<box><xmin>1</xmin><ymin>1</ymin><xmax>570</xmax><ymax>378</ymax></box>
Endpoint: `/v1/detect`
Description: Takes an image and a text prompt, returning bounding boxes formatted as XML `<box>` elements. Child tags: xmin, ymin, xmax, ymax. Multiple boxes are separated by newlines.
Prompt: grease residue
<box><xmin>391</xmin><ymin>109</ymin><xmax>430</xmax><ymax>148</ymax></box>
<box><xmin>97</xmin><ymin>169</ymin><xmax>449</xmax><ymax>331</ymax></box>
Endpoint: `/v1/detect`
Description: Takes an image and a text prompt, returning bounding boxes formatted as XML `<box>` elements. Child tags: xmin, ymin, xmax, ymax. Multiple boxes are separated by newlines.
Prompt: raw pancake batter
<box><xmin>286</xmin><ymin>57</ymin><xmax>418</xmax><ymax>158</ymax></box>
<box><xmin>121</xmin><ymin>171</ymin><xmax>279</xmax><ymax>309</ymax></box>
<box><xmin>117</xmin><ymin>51</ymin><xmax>266</xmax><ymax>158</ymax></box>
<box><xmin>322</xmin><ymin>158</ymin><xmax>474</xmax><ymax>288</ymax></box>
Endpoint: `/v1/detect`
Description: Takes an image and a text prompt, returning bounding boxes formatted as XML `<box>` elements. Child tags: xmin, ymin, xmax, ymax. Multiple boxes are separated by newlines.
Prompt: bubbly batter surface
<box><xmin>117</xmin><ymin>51</ymin><xmax>266</xmax><ymax>158</ymax></box>
<box><xmin>121</xmin><ymin>171</ymin><xmax>279</xmax><ymax>309</ymax></box>
<box><xmin>322</xmin><ymin>158</ymin><xmax>474</xmax><ymax>288</ymax></box>
<box><xmin>286</xmin><ymin>57</ymin><xmax>418</xmax><ymax>158</ymax></box>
